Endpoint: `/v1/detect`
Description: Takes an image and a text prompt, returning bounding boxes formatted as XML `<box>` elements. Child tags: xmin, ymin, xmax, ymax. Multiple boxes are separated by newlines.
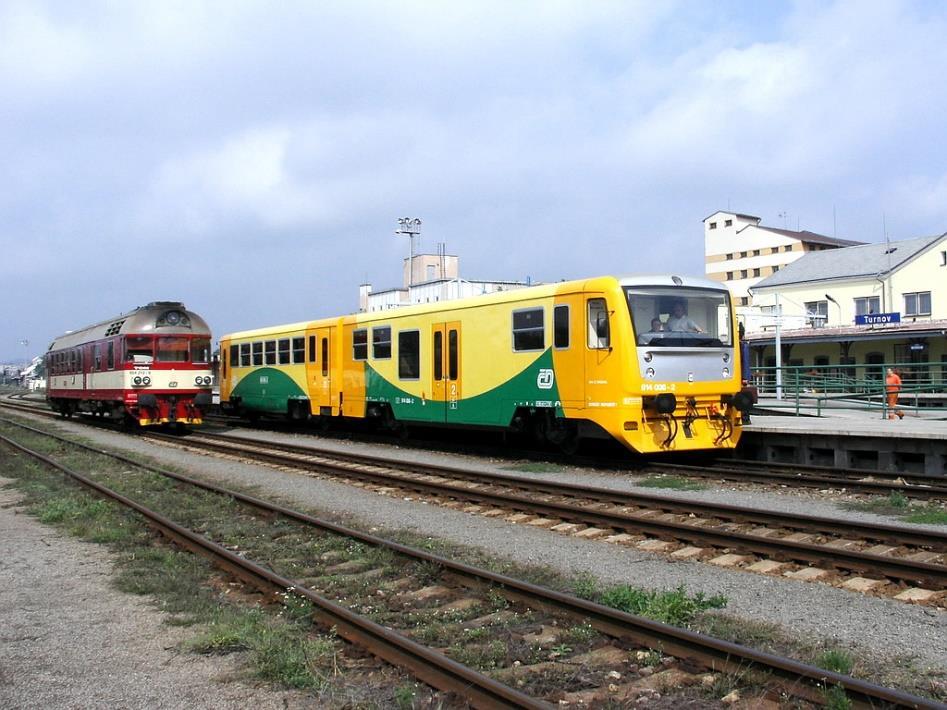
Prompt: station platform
<box><xmin>738</xmin><ymin>401</ymin><xmax>947</xmax><ymax>476</ymax></box>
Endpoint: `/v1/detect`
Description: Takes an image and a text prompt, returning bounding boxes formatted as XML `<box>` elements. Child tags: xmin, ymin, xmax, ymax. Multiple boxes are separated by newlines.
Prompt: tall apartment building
<box><xmin>703</xmin><ymin>211</ymin><xmax>862</xmax><ymax>306</ymax></box>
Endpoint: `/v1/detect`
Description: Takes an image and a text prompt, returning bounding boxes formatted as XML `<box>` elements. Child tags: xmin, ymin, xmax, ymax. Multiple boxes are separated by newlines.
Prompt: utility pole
<box><xmin>395</xmin><ymin>218</ymin><xmax>422</xmax><ymax>287</ymax></box>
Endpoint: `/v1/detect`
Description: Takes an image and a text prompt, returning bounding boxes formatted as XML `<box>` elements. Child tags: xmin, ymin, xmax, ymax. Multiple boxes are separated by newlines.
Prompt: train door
<box><xmin>584</xmin><ymin>296</ymin><xmax>614</xmax><ymax>405</ymax></box>
<box><xmin>552</xmin><ymin>297</ymin><xmax>585</xmax><ymax>410</ymax></box>
<box><xmin>315</xmin><ymin>328</ymin><xmax>333</xmax><ymax>415</ymax></box>
<box><xmin>431</xmin><ymin>321</ymin><xmax>461</xmax><ymax>422</ymax></box>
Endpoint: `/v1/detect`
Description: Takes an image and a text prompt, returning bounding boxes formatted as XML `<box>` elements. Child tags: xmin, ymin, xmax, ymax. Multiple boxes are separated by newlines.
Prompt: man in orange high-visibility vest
<box><xmin>885</xmin><ymin>368</ymin><xmax>904</xmax><ymax>420</ymax></box>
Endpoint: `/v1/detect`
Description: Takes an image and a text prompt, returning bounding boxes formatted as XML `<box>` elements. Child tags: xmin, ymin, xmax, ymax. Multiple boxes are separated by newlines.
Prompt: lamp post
<box><xmin>395</xmin><ymin>218</ymin><xmax>422</xmax><ymax>287</ymax></box>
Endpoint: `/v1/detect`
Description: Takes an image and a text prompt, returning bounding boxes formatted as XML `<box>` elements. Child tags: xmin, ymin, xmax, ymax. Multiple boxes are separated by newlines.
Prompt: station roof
<box><xmin>744</xmin><ymin>318</ymin><xmax>947</xmax><ymax>346</ymax></box>
<box><xmin>753</xmin><ymin>233</ymin><xmax>946</xmax><ymax>290</ymax></box>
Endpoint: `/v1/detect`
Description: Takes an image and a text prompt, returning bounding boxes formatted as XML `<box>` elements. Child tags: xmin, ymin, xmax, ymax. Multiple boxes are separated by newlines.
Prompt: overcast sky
<box><xmin>3</xmin><ymin>0</ymin><xmax>947</xmax><ymax>361</ymax></box>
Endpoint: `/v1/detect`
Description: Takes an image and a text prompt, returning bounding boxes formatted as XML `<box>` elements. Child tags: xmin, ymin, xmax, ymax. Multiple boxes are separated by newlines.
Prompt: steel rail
<box><xmin>718</xmin><ymin>456</ymin><xmax>947</xmax><ymax>486</ymax></box>
<box><xmin>0</xmin><ymin>430</ymin><xmax>551</xmax><ymax>710</ymax></box>
<box><xmin>0</xmin><ymin>423</ymin><xmax>938</xmax><ymax>708</ymax></box>
<box><xmin>654</xmin><ymin>460</ymin><xmax>947</xmax><ymax>499</ymax></box>
<box><xmin>5</xmin><ymin>398</ymin><xmax>945</xmax><ymax>498</ymax></box>
<box><xmin>181</xmin><ymin>431</ymin><xmax>947</xmax><ymax>550</ymax></box>
<box><xmin>163</xmin><ymin>432</ymin><xmax>947</xmax><ymax>587</ymax></box>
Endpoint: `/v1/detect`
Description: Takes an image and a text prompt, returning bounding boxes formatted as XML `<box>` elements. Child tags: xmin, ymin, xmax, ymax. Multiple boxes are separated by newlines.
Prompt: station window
<box><xmin>783</xmin><ymin>244</ymin><xmax>793</xmax><ymax>252</ymax></box>
<box><xmin>278</xmin><ymin>338</ymin><xmax>291</xmax><ymax>365</ymax></box>
<box><xmin>372</xmin><ymin>326</ymin><xmax>392</xmax><ymax>359</ymax></box>
<box><xmin>398</xmin><ymin>330</ymin><xmax>420</xmax><ymax>379</ymax></box>
<box><xmin>740</xmin><ymin>269</ymin><xmax>748</xmax><ymax>278</ymax></box>
<box><xmin>904</xmin><ymin>291</ymin><xmax>931</xmax><ymax>317</ymax></box>
<box><xmin>726</xmin><ymin>271</ymin><xmax>733</xmax><ymax>280</ymax></box>
<box><xmin>805</xmin><ymin>300</ymin><xmax>828</xmax><ymax>327</ymax></box>
<box><xmin>725</xmin><ymin>219</ymin><xmax>733</xmax><ymax>227</ymax></box>
<box><xmin>264</xmin><ymin>340</ymin><xmax>276</xmax><ymax>365</ymax></box>
<box><xmin>739</xmin><ymin>251</ymin><xmax>747</xmax><ymax>258</ymax></box>
<box><xmin>353</xmin><ymin>329</ymin><xmax>368</xmax><ymax>361</ymax></box>
<box><xmin>230</xmin><ymin>345</ymin><xmax>239</xmax><ymax>370</ymax></box>
<box><xmin>512</xmin><ymin>308</ymin><xmax>544</xmax><ymax>351</ymax></box>
<box><xmin>587</xmin><ymin>298</ymin><xmax>610</xmax><ymax>349</ymax></box>
<box><xmin>709</xmin><ymin>222</ymin><xmax>717</xmax><ymax>229</ymax></box>
<box><xmin>752</xmin><ymin>268</ymin><xmax>761</xmax><ymax>277</ymax></box>
<box><xmin>292</xmin><ymin>337</ymin><xmax>305</xmax><ymax>363</ymax></box>
<box><xmin>771</xmin><ymin>247</ymin><xmax>779</xmax><ymax>254</ymax></box>
<box><xmin>308</xmin><ymin>335</ymin><xmax>317</xmax><ymax>363</ymax></box>
<box><xmin>752</xmin><ymin>249</ymin><xmax>760</xmax><ymax>256</ymax></box>
<box><xmin>726</xmin><ymin>253</ymin><xmax>733</xmax><ymax>260</ymax></box>
<box><xmin>554</xmin><ymin>304</ymin><xmax>570</xmax><ymax>349</ymax></box>
<box><xmin>252</xmin><ymin>342</ymin><xmax>263</xmax><ymax>366</ymax></box>
<box><xmin>854</xmin><ymin>296</ymin><xmax>881</xmax><ymax>316</ymax></box>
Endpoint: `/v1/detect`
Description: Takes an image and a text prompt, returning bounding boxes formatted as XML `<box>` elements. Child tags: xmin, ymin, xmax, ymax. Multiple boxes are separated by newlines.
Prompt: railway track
<box><xmin>1</xmin><ymin>416</ymin><xmax>940</xmax><ymax>709</ymax></box>
<box><xmin>5</xmin><ymin>396</ymin><xmax>945</xmax><ymax>500</ymax></box>
<box><xmin>141</xmin><ymin>428</ymin><xmax>947</xmax><ymax>604</ymax></box>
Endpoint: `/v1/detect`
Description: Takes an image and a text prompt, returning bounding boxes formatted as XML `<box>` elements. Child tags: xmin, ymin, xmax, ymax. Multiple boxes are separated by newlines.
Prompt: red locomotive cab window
<box><xmin>126</xmin><ymin>336</ymin><xmax>154</xmax><ymax>364</ymax></box>
<box><xmin>156</xmin><ymin>337</ymin><xmax>189</xmax><ymax>362</ymax></box>
<box><xmin>191</xmin><ymin>338</ymin><xmax>211</xmax><ymax>364</ymax></box>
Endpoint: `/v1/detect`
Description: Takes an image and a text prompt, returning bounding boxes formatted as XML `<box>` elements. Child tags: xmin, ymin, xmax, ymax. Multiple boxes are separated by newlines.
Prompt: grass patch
<box><xmin>570</xmin><ymin>575</ymin><xmax>726</xmax><ymax>627</ymax></box>
<box><xmin>637</xmin><ymin>475</ymin><xmax>704</xmax><ymax>491</ymax></box>
<box><xmin>503</xmin><ymin>461</ymin><xmax>566</xmax><ymax>474</ymax></box>
<box><xmin>844</xmin><ymin>492</ymin><xmax>947</xmax><ymax>525</ymax></box>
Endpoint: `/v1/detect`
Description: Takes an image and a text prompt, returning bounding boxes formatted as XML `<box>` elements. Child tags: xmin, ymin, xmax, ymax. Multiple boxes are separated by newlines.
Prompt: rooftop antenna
<box><xmin>395</xmin><ymin>217</ymin><xmax>422</xmax><ymax>287</ymax></box>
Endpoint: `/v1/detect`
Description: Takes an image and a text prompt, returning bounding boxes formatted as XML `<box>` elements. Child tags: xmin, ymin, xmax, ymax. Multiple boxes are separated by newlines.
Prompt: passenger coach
<box><xmin>46</xmin><ymin>302</ymin><xmax>214</xmax><ymax>426</ymax></box>
<box><xmin>219</xmin><ymin>275</ymin><xmax>752</xmax><ymax>453</ymax></box>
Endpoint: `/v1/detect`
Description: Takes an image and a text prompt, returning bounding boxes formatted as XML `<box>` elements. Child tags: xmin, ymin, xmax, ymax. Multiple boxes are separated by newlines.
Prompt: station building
<box><xmin>358</xmin><ymin>249</ymin><xmax>527</xmax><ymax>313</ymax></box>
<box><xmin>744</xmin><ymin>232</ymin><xmax>947</xmax><ymax>384</ymax></box>
<box><xmin>703</xmin><ymin>210</ymin><xmax>862</xmax><ymax>306</ymax></box>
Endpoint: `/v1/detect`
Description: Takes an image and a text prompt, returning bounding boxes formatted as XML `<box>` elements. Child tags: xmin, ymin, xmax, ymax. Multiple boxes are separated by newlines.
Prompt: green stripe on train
<box><xmin>365</xmin><ymin>349</ymin><xmax>563</xmax><ymax>425</ymax></box>
<box><xmin>230</xmin><ymin>367</ymin><xmax>306</xmax><ymax>414</ymax></box>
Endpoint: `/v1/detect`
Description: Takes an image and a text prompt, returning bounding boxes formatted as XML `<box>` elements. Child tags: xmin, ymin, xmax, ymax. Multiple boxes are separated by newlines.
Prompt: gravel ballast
<box><xmin>4</xmin><ymin>413</ymin><xmax>947</xmax><ymax>683</ymax></box>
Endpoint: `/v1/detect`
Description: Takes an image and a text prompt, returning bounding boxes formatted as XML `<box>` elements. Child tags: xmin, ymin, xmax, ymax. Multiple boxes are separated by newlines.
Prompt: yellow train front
<box><xmin>219</xmin><ymin>274</ymin><xmax>750</xmax><ymax>454</ymax></box>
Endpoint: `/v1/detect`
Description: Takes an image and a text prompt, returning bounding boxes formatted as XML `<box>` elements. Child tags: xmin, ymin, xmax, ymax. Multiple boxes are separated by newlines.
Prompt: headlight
<box><xmin>204</xmin><ymin>376</ymin><xmax>212</xmax><ymax>385</ymax></box>
<box><xmin>722</xmin><ymin>353</ymin><xmax>730</xmax><ymax>363</ymax></box>
<box><xmin>722</xmin><ymin>367</ymin><xmax>730</xmax><ymax>378</ymax></box>
<box><xmin>133</xmin><ymin>376</ymin><xmax>142</xmax><ymax>385</ymax></box>
<box><xmin>646</xmin><ymin>367</ymin><xmax>655</xmax><ymax>379</ymax></box>
<box><xmin>195</xmin><ymin>376</ymin><xmax>203</xmax><ymax>385</ymax></box>
<box><xmin>143</xmin><ymin>376</ymin><xmax>151</xmax><ymax>385</ymax></box>
<box><xmin>643</xmin><ymin>352</ymin><xmax>653</xmax><ymax>363</ymax></box>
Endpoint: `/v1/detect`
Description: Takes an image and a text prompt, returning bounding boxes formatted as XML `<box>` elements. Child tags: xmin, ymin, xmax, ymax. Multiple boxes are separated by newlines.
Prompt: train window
<box><xmin>192</xmin><ymin>338</ymin><xmax>211</xmax><ymax>364</ymax></box>
<box><xmin>372</xmin><ymin>326</ymin><xmax>391</xmax><ymax>359</ymax></box>
<box><xmin>321</xmin><ymin>338</ymin><xmax>329</xmax><ymax>376</ymax></box>
<box><xmin>126</xmin><ymin>336</ymin><xmax>153</xmax><ymax>363</ymax></box>
<box><xmin>229</xmin><ymin>345</ymin><xmax>239</xmax><ymax>370</ymax></box>
<box><xmin>625</xmin><ymin>287</ymin><xmax>731</xmax><ymax>346</ymax></box>
<box><xmin>587</xmin><ymin>299</ymin><xmax>610</xmax><ymax>349</ymax></box>
<box><xmin>278</xmin><ymin>339</ymin><xmax>291</xmax><ymax>365</ymax></box>
<box><xmin>94</xmin><ymin>344</ymin><xmax>102</xmax><ymax>371</ymax></box>
<box><xmin>398</xmin><ymin>330</ymin><xmax>420</xmax><ymax>379</ymax></box>
<box><xmin>512</xmin><ymin>308</ymin><xmax>544</xmax><ymax>351</ymax></box>
<box><xmin>292</xmin><ymin>337</ymin><xmax>305</xmax><ymax>363</ymax></box>
<box><xmin>554</xmin><ymin>305</ymin><xmax>570</xmax><ymax>349</ymax></box>
<box><xmin>353</xmin><ymin>329</ymin><xmax>368</xmax><ymax>361</ymax></box>
<box><xmin>239</xmin><ymin>343</ymin><xmax>250</xmax><ymax>367</ymax></box>
<box><xmin>157</xmin><ymin>337</ymin><xmax>189</xmax><ymax>362</ymax></box>
<box><xmin>107</xmin><ymin>342</ymin><xmax>114</xmax><ymax>370</ymax></box>
<box><xmin>308</xmin><ymin>335</ymin><xmax>317</xmax><ymax>363</ymax></box>
<box><xmin>264</xmin><ymin>340</ymin><xmax>276</xmax><ymax>365</ymax></box>
<box><xmin>433</xmin><ymin>331</ymin><xmax>443</xmax><ymax>381</ymax></box>
<box><xmin>252</xmin><ymin>342</ymin><xmax>263</xmax><ymax>366</ymax></box>
<box><xmin>448</xmin><ymin>330</ymin><xmax>458</xmax><ymax>381</ymax></box>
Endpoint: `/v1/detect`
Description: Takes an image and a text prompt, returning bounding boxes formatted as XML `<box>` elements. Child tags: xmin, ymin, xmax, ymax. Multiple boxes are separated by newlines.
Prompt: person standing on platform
<box><xmin>885</xmin><ymin>367</ymin><xmax>904</xmax><ymax>420</ymax></box>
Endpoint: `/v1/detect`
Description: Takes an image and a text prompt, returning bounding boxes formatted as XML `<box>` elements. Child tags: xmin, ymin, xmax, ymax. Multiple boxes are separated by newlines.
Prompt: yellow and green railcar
<box><xmin>219</xmin><ymin>275</ymin><xmax>752</xmax><ymax>453</ymax></box>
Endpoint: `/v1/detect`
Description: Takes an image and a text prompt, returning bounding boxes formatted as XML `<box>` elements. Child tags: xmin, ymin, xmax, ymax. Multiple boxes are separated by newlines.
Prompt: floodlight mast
<box><xmin>395</xmin><ymin>217</ymin><xmax>422</xmax><ymax>287</ymax></box>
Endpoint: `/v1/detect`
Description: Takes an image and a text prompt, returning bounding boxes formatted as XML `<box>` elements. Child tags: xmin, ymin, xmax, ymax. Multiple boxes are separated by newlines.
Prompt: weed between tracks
<box><xmin>843</xmin><ymin>491</ymin><xmax>947</xmax><ymax>525</ymax></box>
<box><xmin>2</xmin><ymin>415</ymin><xmax>945</xmax><ymax>706</ymax></box>
<box><xmin>636</xmin><ymin>474</ymin><xmax>705</xmax><ymax>491</ymax></box>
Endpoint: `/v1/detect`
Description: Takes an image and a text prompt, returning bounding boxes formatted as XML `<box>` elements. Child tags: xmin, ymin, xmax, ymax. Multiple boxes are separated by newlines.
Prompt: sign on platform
<box><xmin>855</xmin><ymin>312</ymin><xmax>900</xmax><ymax>325</ymax></box>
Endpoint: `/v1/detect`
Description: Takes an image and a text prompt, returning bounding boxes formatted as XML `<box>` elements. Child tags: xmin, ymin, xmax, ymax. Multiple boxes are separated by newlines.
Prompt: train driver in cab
<box><xmin>666</xmin><ymin>300</ymin><xmax>703</xmax><ymax>332</ymax></box>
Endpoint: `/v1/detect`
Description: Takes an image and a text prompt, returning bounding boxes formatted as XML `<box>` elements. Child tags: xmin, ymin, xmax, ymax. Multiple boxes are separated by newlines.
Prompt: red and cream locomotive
<box><xmin>45</xmin><ymin>302</ymin><xmax>213</xmax><ymax>426</ymax></box>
